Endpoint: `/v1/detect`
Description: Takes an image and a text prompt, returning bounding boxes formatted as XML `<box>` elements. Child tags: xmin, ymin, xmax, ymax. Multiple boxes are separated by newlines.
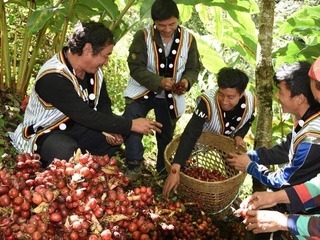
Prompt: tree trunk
<box><xmin>253</xmin><ymin>0</ymin><xmax>275</xmax><ymax>192</ymax></box>
<box><xmin>255</xmin><ymin>0</ymin><xmax>275</xmax><ymax>149</ymax></box>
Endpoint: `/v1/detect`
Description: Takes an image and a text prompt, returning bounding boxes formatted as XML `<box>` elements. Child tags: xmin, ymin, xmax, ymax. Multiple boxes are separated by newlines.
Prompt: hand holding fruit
<box><xmin>103</xmin><ymin>133</ymin><xmax>124</xmax><ymax>146</ymax></box>
<box><xmin>172</xmin><ymin>79</ymin><xmax>188</xmax><ymax>95</ymax></box>
<box><xmin>240</xmin><ymin>210</ymin><xmax>289</xmax><ymax>233</ymax></box>
<box><xmin>242</xmin><ymin>190</ymin><xmax>290</xmax><ymax>211</ymax></box>
<box><xmin>162</xmin><ymin>163</ymin><xmax>181</xmax><ymax>199</ymax></box>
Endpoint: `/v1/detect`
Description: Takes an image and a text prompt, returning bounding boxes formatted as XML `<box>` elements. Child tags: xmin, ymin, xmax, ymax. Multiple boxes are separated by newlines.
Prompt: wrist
<box><xmin>171</xmin><ymin>163</ymin><xmax>181</xmax><ymax>173</ymax></box>
<box><xmin>130</xmin><ymin>119</ymin><xmax>137</xmax><ymax>132</ymax></box>
<box><xmin>273</xmin><ymin>190</ymin><xmax>290</xmax><ymax>204</ymax></box>
<box><xmin>278</xmin><ymin>213</ymin><xmax>289</xmax><ymax>231</ymax></box>
<box><xmin>181</xmin><ymin>79</ymin><xmax>189</xmax><ymax>89</ymax></box>
<box><xmin>234</xmin><ymin>135</ymin><xmax>242</xmax><ymax>140</ymax></box>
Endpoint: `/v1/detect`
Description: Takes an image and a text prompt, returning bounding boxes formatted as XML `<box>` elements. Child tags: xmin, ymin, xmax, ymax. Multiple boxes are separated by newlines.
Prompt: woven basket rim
<box><xmin>164</xmin><ymin>131</ymin><xmax>246</xmax><ymax>185</ymax></box>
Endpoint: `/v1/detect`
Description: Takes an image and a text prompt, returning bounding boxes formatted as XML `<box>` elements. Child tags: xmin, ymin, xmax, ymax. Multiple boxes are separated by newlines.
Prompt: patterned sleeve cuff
<box><xmin>247</xmin><ymin>150</ymin><xmax>259</xmax><ymax>162</ymax></box>
<box><xmin>285</xmin><ymin>187</ymin><xmax>305</xmax><ymax>213</ymax></box>
<box><xmin>287</xmin><ymin>215</ymin><xmax>299</xmax><ymax>236</ymax></box>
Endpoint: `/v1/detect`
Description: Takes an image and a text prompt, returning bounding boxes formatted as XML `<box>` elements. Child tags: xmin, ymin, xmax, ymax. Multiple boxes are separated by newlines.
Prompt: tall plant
<box><xmin>0</xmin><ymin>0</ymin><xmax>153</xmax><ymax>98</ymax></box>
<box><xmin>0</xmin><ymin>0</ymin><xmax>12</xmax><ymax>88</ymax></box>
<box><xmin>0</xmin><ymin>0</ymin><xmax>261</xmax><ymax>99</ymax></box>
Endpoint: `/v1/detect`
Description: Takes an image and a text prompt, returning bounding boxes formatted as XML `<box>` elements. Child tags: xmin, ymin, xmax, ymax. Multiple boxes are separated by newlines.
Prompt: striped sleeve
<box><xmin>287</xmin><ymin>214</ymin><xmax>320</xmax><ymax>237</ymax></box>
<box><xmin>286</xmin><ymin>174</ymin><xmax>320</xmax><ymax>212</ymax></box>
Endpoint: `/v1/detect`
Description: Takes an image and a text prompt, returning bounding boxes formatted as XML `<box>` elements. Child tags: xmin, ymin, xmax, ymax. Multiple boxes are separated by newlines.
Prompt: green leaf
<box><xmin>27</xmin><ymin>7</ymin><xmax>59</xmax><ymax>34</ymax></box>
<box><xmin>213</xmin><ymin>7</ymin><xmax>223</xmax><ymax>41</ymax></box>
<box><xmin>303</xmin><ymin>36</ymin><xmax>320</xmax><ymax>46</ymax></box>
<box><xmin>97</xmin><ymin>0</ymin><xmax>120</xmax><ymax>20</ymax></box>
<box><xmin>175</xmin><ymin>0</ymin><xmax>218</xmax><ymax>5</ymax></box>
<box><xmin>291</xmin><ymin>27</ymin><xmax>320</xmax><ymax>37</ymax></box>
<box><xmin>74</xmin><ymin>4</ymin><xmax>100</xmax><ymax>21</ymax></box>
<box><xmin>227</xmin><ymin>10</ymin><xmax>257</xmax><ymax>33</ymax></box>
<box><xmin>6</xmin><ymin>0</ymin><xmax>28</xmax><ymax>6</ymax></box>
<box><xmin>0</xmin><ymin>118</ymin><xmax>5</xmax><ymax>127</ymax></box>
<box><xmin>178</xmin><ymin>5</ymin><xmax>193</xmax><ymax>23</ymax></box>
<box><xmin>278</xmin><ymin>5</ymin><xmax>320</xmax><ymax>36</ymax></box>
<box><xmin>77</xmin><ymin>0</ymin><xmax>120</xmax><ymax>20</ymax></box>
<box><xmin>223</xmin><ymin>21</ymin><xmax>257</xmax><ymax>65</ymax></box>
<box><xmin>35</xmin><ymin>0</ymin><xmax>49</xmax><ymax>5</ymax></box>
<box><xmin>272</xmin><ymin>121</ymin><xmax>292</xmax><ymax>138</ymax></box>
<box><xmin>175</xmin><ymin>0</ymin><xmax>257</xmax><ymax>12</ymax></box>
<box><xmin>274</xmin><ymin>5</ymin><xmax>320</xmax><ymax>66</ymax></box>
<box><xmin>195</xmin><ymin>4</ymin><xmax>210</xmax><ymax>26</ymax></box>
<box><xmin>272</xmin><ymin>39</ymin><xmax>320</xmax><ymax>66</ymax></box>
<box><xmin>184</xmin><ymin>0</ymin><xmax>258</xmax><ymax>13</ymax></box>
<box><xmin>140</xmin><ymin>0</ymin><xmax>153</xmax><ymax>19</ymax></box>
<box><xmin>196</xmin><ymin>36</ymin><xmax>226</xmax><ymax>74</ymax></box>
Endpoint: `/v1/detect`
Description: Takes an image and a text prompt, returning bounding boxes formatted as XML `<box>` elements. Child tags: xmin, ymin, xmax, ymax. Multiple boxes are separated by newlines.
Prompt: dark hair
<box><xmin>217</xmin><ymin>67</ymin><xmax>249</xmax><ymax>94</ymax></box>
<box><xmin>67</xmin><ymin>21</ymin><xmax>115</xmax><ymax>56</ymax></box>
<box><xmin>273</xmin><ymin>61</ymin><xmax>316</xmax><ymax>106</ymax></box>
<box><xmin>151</xmin><ymin>0</ymin><xmax>179</xmax><ymax>21</ymax></box>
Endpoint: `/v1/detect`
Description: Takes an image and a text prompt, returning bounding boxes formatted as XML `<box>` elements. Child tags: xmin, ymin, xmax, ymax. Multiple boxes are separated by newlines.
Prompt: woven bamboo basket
<box><xmin>164</xmin><ymin>131</ymin><xmax>247</xmax><ymax>216</ymax></box>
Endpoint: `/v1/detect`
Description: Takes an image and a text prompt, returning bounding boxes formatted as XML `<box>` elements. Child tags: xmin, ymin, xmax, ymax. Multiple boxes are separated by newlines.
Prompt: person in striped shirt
<box><xmin>236</xmin><ymin>56</ymin><xmax>320</xmax><ymax>238</ymax></box>
<box><xmin>163</xmin><ymin>67</ymin><xmax>256</xmax><ymax>198</ymax></box>
<box><xmin>226</xmin><ymin>61</ymin><xmax>320</xmax><ymax>190</ymax></box>
<box><xmin>122</xmin><ymin>0</ymin><xmax>200</xmax><ymax>177</ymax></box>
<box><xmin>9</xmin><ymin>21</ymin><xmax>162</xmax><ymax>167</ymax></box>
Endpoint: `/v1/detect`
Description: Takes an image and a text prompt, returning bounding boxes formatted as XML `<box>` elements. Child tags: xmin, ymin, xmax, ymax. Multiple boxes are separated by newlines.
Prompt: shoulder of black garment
<box><xmin>294</xmin><ymin>104</ymin><xmax>320</xmax><ymax>133</ymax></box>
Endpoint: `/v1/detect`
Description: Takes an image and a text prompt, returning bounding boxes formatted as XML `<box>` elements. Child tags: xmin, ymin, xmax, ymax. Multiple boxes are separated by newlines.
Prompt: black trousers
<box><xmin>122</xmin><ymin>96</ymin><xmax>177</xmax><ymax>173</ymax></box>
<box><xmin>36</xmin><ymin>123</ymin><xmax>119</xmax><ymax>167</ymax></box>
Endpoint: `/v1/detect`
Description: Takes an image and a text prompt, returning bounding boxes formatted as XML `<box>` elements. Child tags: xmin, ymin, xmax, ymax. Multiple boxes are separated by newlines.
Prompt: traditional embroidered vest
<box><xmin>123</xmin><ymin>25</ymin><xmax>193</xmax><ymax>118</ymax></box>
<box><xmin>290</xmin><ymin>112</ymin><xmax>320</xmax><ymax>161</ymax></box>
<box><xmin>9</xmin><ymin>50</ymin><xmax>104</xmax><ymax>154</ymax></box>
<box><xmin>197</xmin><ymin>88</ymin><xmax>256</xmax><ymax>137</ymax></box>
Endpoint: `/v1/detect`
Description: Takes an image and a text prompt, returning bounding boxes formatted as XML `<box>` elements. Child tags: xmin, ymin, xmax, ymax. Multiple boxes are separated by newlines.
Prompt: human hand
<box><xmin>162</xmin><ymin>163</ymin><xmax>181</xmax><ymax>199</ymax></box>
<box><xmin>160</xmin><ymin>77</ymin><xmax>174</xmax><ymax>91</ymax></box>
<box><xmin>102</xmin><ymin>132</ymin><xmax>124</xmax><ymax>146</ymax></box>
<box><xmin>234</xmin><ymin>136</ymin><xmax>247</xmax><ymax>152</ymax></box>
<box><xmin>240</xmin><ymin>190</ymin><xmax>289</xmax><ymax>211</ymax></box>
<box><xmin>172</xmin><ymin>79</ymin><xmax>188</xmax><ymax>95</ymax></box>
<box><xmin>225</xmin><ymin>152</ymin><xmax>250</xmax><ymax>172</ymax></box>
<box><xmin>239</xmin><ymin>192</ymin><xmax>279</xmax><ymax>210</ymax></box>
<box><xmin>131</xmin><ymin>118</ymin><xmax>162</xmax><ymax>135</ymax></box>
<box><xmin>242</xmin><ymin>210</ymin><xmax>288</xmax><ymax>233</ymax></box>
